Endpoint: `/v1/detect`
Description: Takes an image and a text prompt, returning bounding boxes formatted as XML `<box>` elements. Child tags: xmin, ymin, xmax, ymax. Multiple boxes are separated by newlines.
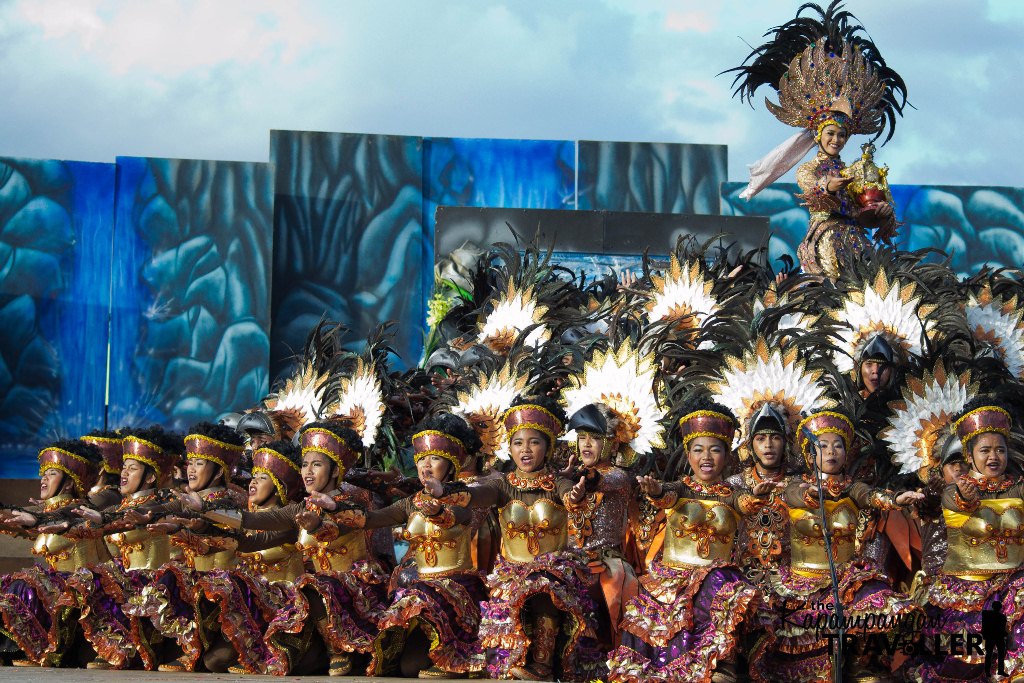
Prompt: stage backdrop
<box><xmin>0</xmin><ymin>134</ymin><xmax>1022</xmax><ymax>477</ymax></box>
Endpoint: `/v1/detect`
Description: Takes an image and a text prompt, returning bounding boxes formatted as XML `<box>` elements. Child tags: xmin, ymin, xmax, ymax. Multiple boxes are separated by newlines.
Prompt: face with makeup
<box><xmin>510</xmin><ymin>428</ymin><xmax>548</xmax><ymax>473</ymax></box>
<box><xmin>417</xmin><ymin>454</ymin><xmax>453</xmax><ymax>485</ymax></box>
<box><xmin>249</xmin><ymin>471</ymin><xmax>278</xmax><ymax>507</ymax></box>
<box><xmin>818</xmin><ymin>123</ymin><xmax>848</xmax><ymax>157</ymax></box>
<box><xmin>969</xmin><ymin>432</ymin><xmax>1008</xmax><ymax>479</ymax></box>
<box><xmin>39</xmin><ymin>468</ymin><xmax>67</xmax><ymax>500</ymax></box>
<box><xmin>687</xmin><ymin>436</ymin><xmax>729</xmax><ymax>483</ymax></box>
<box><xmin>577</xmin><ymin>431</ymin><xmax>608</xmax><ymax>467</ymax></box>
<box><xmin>812</xmin><ymin>433</ymin><xmax>847</xmax><ymax>475</ymax></box>
<box><xmin>186</xmin><ymin>457</ymin><xmax>223</xmax><ymax>492</ymax></box>
<box><xmin>119</xmin><ymin>458</ymin><xmax>156</xmax><ymax>495</ymax></box>
<box><xmin>301</xmin><ymin>451</ymin><xmax>339</xmax><ymax>493</ymax></box>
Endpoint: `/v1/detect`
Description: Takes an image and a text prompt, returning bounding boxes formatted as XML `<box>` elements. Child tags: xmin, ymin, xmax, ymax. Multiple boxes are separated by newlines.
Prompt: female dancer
<box><xmin>0</xmin><ymin>439</ymin><xmax>108</xmax><ymax>666</ymax></box>
<box><xmin>466</xmin><ymin>396</ymin><xmax>603</xmax><ymax>681</ymax></box>
<box><xmin>607</xmin><ymin>401</ymin><xmax>769</xmax><ymax>683</ymax></box>
<box><xmin>312</xmin><ymin>412</ymin><xmax>488</xmax><ymax>678</ymax></box>
<box><xmin>765</xmin><ymin>410</ymin><xmax>924</xmax><ymax>683</ymax></box>
<box><xmin>909</xmin><ymin>401</ymin><xmax>1024</xmax><ymax>682</ymax></box>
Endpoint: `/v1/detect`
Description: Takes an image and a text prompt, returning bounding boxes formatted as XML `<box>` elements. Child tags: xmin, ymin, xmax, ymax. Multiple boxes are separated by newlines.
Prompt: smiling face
<box><xmin>186</xmin><ymin>457</ymin><xmax>223</xmax><ymax>492</ymax></box>
<box><xmin>416</xmin><ymin>454</ymin><xmax>453</xmax><ymax>485</ymax></box>
<box><xmin>969</xmin><ymin>432</ymin><xmax>1008</xmax><ymax>478</ymax></box>
<box><xmin>119</xmin><ymin>458</ymin><xmax>155</xmax><ymax>495</ymax></box>
<box><xmin>301</xmin><ymin>451</ymin><xmax>339</xmax><ymax>493</ymax></box>
<box><xmin>860</xmin><ymin>360</ymin><xmax>893</xmax><ymax>393</ymax></box>
<box><xmin>812</xmin><ymin>433</ymin><xmax>847</xmax><ymax>475</ymax></box>
<box><xmin>818</xmin><ymin>123</ymin><xmax>848</xmax><ymax>157</ymax></box>
<box><xmin>577</xmin><ymin>431</ymin><xmax>608</xmax><ymax>467</ymax></box>
<box><xmin>509</xmin><ymin>428</ymin><xmax>548</xmax><ymax>473</ymax></box>
<box><xmin>687</xmin><ymin>436</ymin><xmax>729</xmax><ymax>483</ymax></box>
<box><xmin>751</xmin><ymin>432</ymin><xmax>785</xmax><ymax>470</ymax></box>
<box><xmin>249</xmin><ymin>471</ymin><xmax>278</xmax><ymax>507</ymax></box>
<box><xmin>39</xmin><ymin>468</ymin><xmax>66</xmax><ymax>500</ymax></box>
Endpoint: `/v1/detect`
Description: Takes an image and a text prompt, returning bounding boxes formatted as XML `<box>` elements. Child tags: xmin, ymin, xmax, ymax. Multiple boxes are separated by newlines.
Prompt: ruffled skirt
<box><xmin>606</xmin><ymin>559</ymin><xmax>762</xmax><ymax>683</ymax></box>
<box><xmin>0</xmin><ymin>566</ymin><xmax>74</xmax><ymax>664</ymax></box>
<box><xmin>478</xmin><ymin>552</ymin><xmax>603</xmax><ymax>681</ymax></box>
<box><xmin>906</xmin><ymin>570</ymin><xmax>1024</xmax><ymax>682</ymax></box>
<box><xmin>757</xmin><ymin>559</ymin><xmax>923</xmax><ymax>683</ymax></box>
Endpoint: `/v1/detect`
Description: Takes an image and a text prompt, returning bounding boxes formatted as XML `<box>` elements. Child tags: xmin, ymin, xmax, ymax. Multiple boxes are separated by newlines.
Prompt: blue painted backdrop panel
<box><xmin>721</xmin><ymin>182</ymin><xmax>1024</xmax><ymax>276</ymax></box>
<box><xmin>0</xmin><ymin>158</ymin><xmax>114</xmax><ymax>478</ymax></box>
<box><xmin>269</xmin><ymin>132</ymin><xmax>425</xmax><ymax>376</ymax></box>
<box><xmin>577</xmin><ymin>141</ymin><xmax>727</xmax><ymax>215</ymax></box>
<box><xmin>107</xmin><ymin>157</ymin><xmax>273</xmax><ymax>431</ymax></box>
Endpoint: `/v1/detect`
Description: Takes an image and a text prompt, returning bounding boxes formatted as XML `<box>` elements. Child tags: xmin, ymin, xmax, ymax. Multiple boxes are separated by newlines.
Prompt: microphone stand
<box><xmin>804</xmin><ymin>428</ymin><xmax>845</xmax><ymax>683</ymax></box>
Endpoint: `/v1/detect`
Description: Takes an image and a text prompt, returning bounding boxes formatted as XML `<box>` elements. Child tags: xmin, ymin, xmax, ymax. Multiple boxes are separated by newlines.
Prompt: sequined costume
<box><xmin>726</xmin><ymin>466</ymin><xmax>792</xmax><ymax>592</ymax></box>
<box><xmin>211</xmin><ymin>482</ymin><xmax>389</xmax><ymax>676</ymax></box>
<box><xmin>795</xmin><ymin>152</ymin><xmax>873</xmax><ymax>277</ymax></box>
<box><xmin>0</xmin><ymin>492</ymin><xmax>111</xmax><ymax>665</ymax></box>
<box><xmin>337</xmin><ymin>491</ymin><xmax>488</xmax><ymax>676</ymax></box>
<box><xmin>756</xmin><ymin>474</ymin><xmax>923</xmax><ymax>683</ymax></box>
<box><xmin>470</xmin><ymin>467</ymin><xmax>604</xmax><ymax>681</ymax></box>
<box><xmin>607</xmin><ymin>476</ymin><xmax>765</xmax><ymax>683</ymax></box>
<box><xmin>908</xmin><ymin>475</ymin><xmax>1024</xmax><ymax>682</ymax></box>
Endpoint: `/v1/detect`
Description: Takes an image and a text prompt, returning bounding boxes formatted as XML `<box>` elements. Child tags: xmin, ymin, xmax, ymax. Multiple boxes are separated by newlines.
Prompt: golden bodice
<box><xmin>192</xmin><ymin>545</ymin><xmax>238</xmax><ymax>571</ymax></box>
<box><xmin>944</xmin><ymin>499</ymin><xmax>1024</xmax><ymax>577</ymax></box>
<box><xmin>403</xmin><ymin>511</ymin><xmax>474</xmax><ymax>574</ymax></box>
<box><xmin>789</xmin><ymin>498</ymin><xmax>859</xmax><ymax>574</ymax></box>
<box><xmin>32</xmin><ymin>531</ymin><xmax>110</xmax><ymax>572</ymax></box>
<box><xmin>296</xmin><ymin>526</ymin><xmax>368</xmax><ymax>573</ymax></box>
<box><xmin>662</xmin><ymin>497</ymin><xmax>738</xmax><ymax>568</ymax></box>
<box><xmin>238</xmin><ymin>543</ymin><xmax>304</xmax><ymax>583</ymax></box>
<box><xmin>499</xmin><ymin>498</ymin><xmax>568</xmax><ymax>563</ymax></box>
<box><xmin>108</xmin><ymin>526</ymin><xmax>170</xmax><ymax>570</ymax></box>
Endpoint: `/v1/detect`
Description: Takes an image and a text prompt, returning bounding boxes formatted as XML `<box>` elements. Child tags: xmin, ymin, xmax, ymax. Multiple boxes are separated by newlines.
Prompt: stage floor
<box><xmin>0</xmin><ymin>668</ymin><xmax>480</xmax><ymax>682</ymax></box>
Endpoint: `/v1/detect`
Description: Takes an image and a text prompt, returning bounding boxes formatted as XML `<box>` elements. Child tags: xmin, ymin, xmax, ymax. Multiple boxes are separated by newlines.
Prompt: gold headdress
<box><xmin>643</xmin><ymin>253</ymin><xmax>719</xmax><ymax>338</ymax></box>
<box><xmin>879</xmin><ymin>361</ymin><xmax>977</xmax><ymax>483</ymax></box>
<box><xmin>560</xmin><ymin>340</ymin><xmax>667</xmax><ymax>465</ymax></box>
<box><xmin>477</xmin><ymin>281</ymin><xmax>550</xmax><ymax>354</ymax></box>
<box><xmin>726</xmin><ymin>2</ymin><xmax>908</xmax><ymax>198</ymax></box>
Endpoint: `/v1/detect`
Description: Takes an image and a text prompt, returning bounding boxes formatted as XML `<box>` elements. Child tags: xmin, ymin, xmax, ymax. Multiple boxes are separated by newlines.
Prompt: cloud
<box><xmin>0</xmin><ymin>0</ymin><xmax>1018</xmax><ymax>191</ymax></box>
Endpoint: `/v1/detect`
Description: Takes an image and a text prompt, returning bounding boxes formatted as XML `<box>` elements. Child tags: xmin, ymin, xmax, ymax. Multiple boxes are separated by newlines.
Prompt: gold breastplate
<box><xmin>192</xmin><ymin>546</ymin><xmax>238</xmax><ymax>571</ymax></box>
<box><xmin>499</xmin><ymin>498</ymin><xmax>567</xmax><ymax>563</ymax></box>
<box><xmin>944</xmin><ymin>499</ymin><xmax>1024</xmax><ymax>577</ymax></box>
<box><xmin>108</xmin><ymin>527</ymin><xmax>170</xmax><ymax>570</ymax></box>
<box><xmin>238</xmin><ymin>543</ymin><xmax>305</xmax><ymax>583</ymax></box>
<box><xmin>663</xmin><ymin>498</ymin><xmax>738</xmax><ymax>568</ymax></box>
<box><xmin>403</xmin><ymin>511</ymin><xmax>474</xmax><ymax>574</ymax></box>
<box><xmin>32</xmin><ymin>532</ymin><xmax>110</xmax><ymax>572</ymax></box>
<box><xmin>789</xmin><ymin>498</ymin><xmax>859</xmax><ymax>574</ymax></box>
<box><xmin>296</xmin><ymin>527</ymin><xmax>368</xmax><ymax>572</ymax></box>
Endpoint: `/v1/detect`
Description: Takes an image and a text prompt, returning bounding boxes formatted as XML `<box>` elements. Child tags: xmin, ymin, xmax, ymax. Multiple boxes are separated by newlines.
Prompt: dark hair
<box><xmin>678</xmin><ymin>394</ymin><xmax>737</xmax><ymax>427</ymax></box>
<box><xmin>124</xmin><ymin>425</ymin><xmax>185</xmax><ymax>454</ymax></box>
<box><xmin>85</xmin><ymin>428</ymin><xmax>124</xmax><ymax>440</ymax></box>
<box><xmin>419</xmin><ymin>412</ymin><xmax>483</xmax><ymax>455</ymax></box>
<box><xmin>187</xmin><ymin>421</ymin><xmax>246</xmax><ymax>447</ymax></box>
<box><xmin>261</xmin><ymin>439</ymin><xmax>302</xmax><ymax>469</ymax></box>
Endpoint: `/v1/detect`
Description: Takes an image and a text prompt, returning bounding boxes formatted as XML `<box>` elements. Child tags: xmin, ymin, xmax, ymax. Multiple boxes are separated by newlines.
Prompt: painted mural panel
<box><xmin>107</xmin><ymin>157</ymin><xmax>273</xmax><ymax>432</ymax></box>
<box><xmin>269</xmin><ymin>131</ymin><xmax>425</xmax><ymax>375</ymax></box>
<box><xmin>0</xmin><ymin>158</ymin><xmax>115</xmax><ymax>478</ymax></box>
<box><xmin>577</xmin><ymin>140</ymin><xmax>727</xmax><ymax>215</ymax></box>
<box><xmin>721</xmin><ymin>182</ymin><xmax>1024</xmax><ymax>275</ymax></box>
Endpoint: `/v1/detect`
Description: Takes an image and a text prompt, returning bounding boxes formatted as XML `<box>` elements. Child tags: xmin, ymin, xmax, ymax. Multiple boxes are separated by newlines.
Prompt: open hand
<box><xmin>306</xmin><ymin>491</ymin><xmax>337</xmax><ymax>511</ymax></box>
<box><xmin>957</xmin><ymin>477</ymin><xmax>980</xmax><ymax>503</ymax></box>
<box><xmin>146</xmin><ymin>522</ymin><xmax>180</xmax><ymax>535</ymax></box>
<box><xmin>421</xmin><ymin>477</ymin><xmax>444</xmax><ymax>499</ymax></box>
<box><xmin>752</xmin><ymin>480</ymin><xmax>785</xmax><ymax>496</ymax></box>
<box><xmin>295</xmin><ymin>510</ymin><xmax>322</xmax><ymax>531</ymax></box>
<box><xmin>637</xmin><ymin>475</ymin><xmax>663</xmax><ymax>497</ymax></box>
<box><xmin>175</xmin><ymin>490</ymin><xmax>203</xmax><ymax>512</ymax></box>
<box><xmin>74</xmin><ymin>507</ymin><xmax>103</xmax><ymax>525</ymax></box>
<box><xmin>568</xmin><ymin>476</ymin><xmax>587</xmax><ymax>504</ymax></box>
<box><xmin>895</xmin><ymin>491</ymin><xmax>925</xmax><ymax>506</ymax></box>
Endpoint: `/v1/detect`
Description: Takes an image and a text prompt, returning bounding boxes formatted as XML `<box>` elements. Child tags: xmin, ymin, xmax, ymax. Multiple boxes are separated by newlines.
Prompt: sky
<box><xmin>0</xmin><ymin>0</ymin><xmax>1021</xmax><ymax>188</ymax></box>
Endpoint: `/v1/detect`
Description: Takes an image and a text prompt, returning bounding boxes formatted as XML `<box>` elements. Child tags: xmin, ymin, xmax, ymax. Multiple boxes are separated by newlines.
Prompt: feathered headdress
<box><xmin>825</xmin><ymin>267</ymin><xmax>937</xmax><ymax>376</ymax></box>
<box><xmin>880</xmin><ymin>361</ymin><xmax>977</xmax><ymax>482</ymax></box>
<box><xmin>725</xmin><ymin>1</ymin><xmax>908</xmax><ymax>198</ymax></box>
<box><xmin>560</xmin><ymin>339</ymin><xmax>667</xmax><ymax>465</ymax></box>
<box><xmin>321</xmin><ymin>325</ymin><xmax>396</xmax><ymax>466</ymax></box>
<box><xmin>242</xmin><ymin>322</ymin><xmax>343</xmax><ymax>441</ymax></box>
<box><xmin>709</xmin><ymin>337</ymin><xmax>835</xmax><ymax>460</ymax></box>
<box><xmin>449</xmin><ymin>358</ymin><xmax>532</xmax><ymax>467</ymax></box>
<box><xmin>965</xmin><ymin>280</ymin><xmax>1024</xmax><ymax>381</ymax></box>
